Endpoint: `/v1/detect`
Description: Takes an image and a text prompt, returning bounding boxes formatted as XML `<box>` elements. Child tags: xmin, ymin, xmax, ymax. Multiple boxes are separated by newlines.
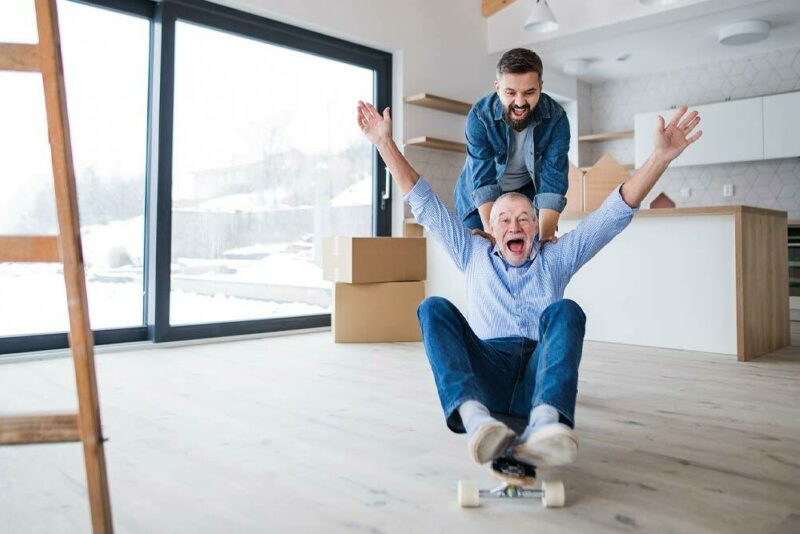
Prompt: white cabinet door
<box><xmin>764</xmin><ymin>91</ymin><xmax>800</xmax><ymax>160</ymax></box>
<box><xmin>634</xmin><ymin>97</ymin><xmax>764</xmax><ymax>168</ymax></box>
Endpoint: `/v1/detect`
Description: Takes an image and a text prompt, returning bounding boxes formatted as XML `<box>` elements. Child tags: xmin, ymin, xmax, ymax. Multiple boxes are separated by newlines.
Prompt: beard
<box><xmin>504</xmin><ymin>103</ymin><xmax>533</xmax><ymax>132</ymax></box>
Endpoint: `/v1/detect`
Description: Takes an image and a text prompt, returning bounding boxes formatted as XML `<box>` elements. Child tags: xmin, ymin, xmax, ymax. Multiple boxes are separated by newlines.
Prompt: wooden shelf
<box><xmin>405</xmin><ymin>93</ymin><xmax>472</xmax><ymax>116</ymax></box>
<box><xmin>578</xmin><ymin>130</ymin><xmax>634</xmax><ymax>142</ymax></box>
<box><xmin>405</xmin><ymin>136</ymin><xmax>466</xmax><ymax>153</ymax></box>
<box><xmin>579</xmin><ymin>163</ymin><xmax>635</xmax><ymax>172</ymax></box>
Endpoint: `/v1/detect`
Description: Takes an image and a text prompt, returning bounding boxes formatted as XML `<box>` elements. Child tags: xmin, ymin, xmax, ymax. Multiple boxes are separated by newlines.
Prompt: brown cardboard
<box><xmin>583</xmin><ymin>153</ymin><xmax>631</xmax><ymax>212</ymax></box>
<box><xmin>563</xmin><ymin>163</ymin><xmax>584</xmax><ymax>215</ymax></box>
<box><xmin>404</xmin><ymin>218</ymin><xmax>424</xmax><ymax>237</ymax></box>
<box><xmin>323</xmin><ymin>237</ymin><xmax>426</xmax><ymax>283</ymax></box>
<box><xmin>333</xmin><ymin>281</ymin><xmax>425</xmax><ymax>342</ymax></box>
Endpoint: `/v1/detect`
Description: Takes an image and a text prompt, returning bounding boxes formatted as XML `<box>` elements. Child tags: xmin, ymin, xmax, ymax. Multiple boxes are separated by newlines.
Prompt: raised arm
<box><xmin>357</xmin><ymin>101</ymin><xmax>476</xmax><ymax>271</ymax></box>
<box><xmin>357</xmin><ymin>101</ymin><xmax>419</xmax><ymax>195</ymax></box>
<box><xmin>620</xmin><ymin>106</ymin><xmax>703</xmax><ymax>207</ymax></box>
<box><xmin>554</xmin><ymin>106</ymin><xmax>702</xmax><ymax>280</ymax></box>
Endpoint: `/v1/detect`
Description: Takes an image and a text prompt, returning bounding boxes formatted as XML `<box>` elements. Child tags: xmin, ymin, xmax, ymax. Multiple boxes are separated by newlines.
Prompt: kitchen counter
<box><xmin>564</xmin><ymin>204</ymin><xmax>784</xmax><ymax>219</ymax></box>
<box><xmin>424</xmin><ymin>204</ymin><xmax>789</xmax><ymax>361</ymax></box>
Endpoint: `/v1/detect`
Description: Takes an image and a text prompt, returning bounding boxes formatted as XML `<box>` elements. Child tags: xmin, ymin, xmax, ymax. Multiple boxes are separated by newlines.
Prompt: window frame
<box><xmin>0</xmin><ymin>0</ymin><xmax>392</xmax><ymax>354</ymax></box>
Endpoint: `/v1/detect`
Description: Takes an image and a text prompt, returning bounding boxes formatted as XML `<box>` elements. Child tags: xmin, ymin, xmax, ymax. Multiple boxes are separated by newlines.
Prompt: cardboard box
<box><xmin>403</xmin><ymin>218</ymin><xmax>424</xmax><ymax>237</ymax></box>
<box><xmin>563</xmin><ymin>163</ymin><xmax>585</xmax><ymax>215</ymax></box>
<box><xmin>323</xmin><ymin>237</ymin><xmax>426</xmax><ymax>283</ymax></box>
<box><xmin>333</xmin><ymin>281</ymin><xmax>425</xmax><ymax>342</ymax></box>
<box><xmin>583</xmin><ymin>153</ymin><xmax>631</xmax><ymax>212</ymax></box>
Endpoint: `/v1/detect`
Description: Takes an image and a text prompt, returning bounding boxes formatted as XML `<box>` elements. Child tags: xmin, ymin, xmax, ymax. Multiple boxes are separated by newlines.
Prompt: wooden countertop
<box><xmin>563</xmin><ymin>205</ymin><xmax>787</xmax><ymax>220</ymax></box>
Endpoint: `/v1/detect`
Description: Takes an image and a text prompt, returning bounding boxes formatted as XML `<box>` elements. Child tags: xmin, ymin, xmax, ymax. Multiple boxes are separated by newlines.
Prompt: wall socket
<box><xmin>723</xmin><ymin>183</ymin><xmax>734</xmax><ymax>197</ymax></box>
<box><xmin>681</xmin><ymin>187</ymin><xmax>691</xmax><ymax>198</ymax></box>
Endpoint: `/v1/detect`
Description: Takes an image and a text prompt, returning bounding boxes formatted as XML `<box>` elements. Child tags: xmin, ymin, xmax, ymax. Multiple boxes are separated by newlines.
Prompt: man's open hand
<box><xmin>357</xmin><ymin>101</ymin><xmax>391</xmax><ymax>146</ymax></box>
<box><xmin>654</xmin><ymin>106</ymin><xmax>703</xmax><ymax>162</ymax></box>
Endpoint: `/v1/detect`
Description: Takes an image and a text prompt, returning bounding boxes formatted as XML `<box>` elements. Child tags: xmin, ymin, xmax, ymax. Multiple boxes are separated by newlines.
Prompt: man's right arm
<box><xmin>357</xmin><ymin>101</ymin><xmax>474</xmax><ymax>271</ymax></box>
<box><xmin>465</xmin><ymin>108</ymin><xmax>501</xmax><ymax>231</ymax></box>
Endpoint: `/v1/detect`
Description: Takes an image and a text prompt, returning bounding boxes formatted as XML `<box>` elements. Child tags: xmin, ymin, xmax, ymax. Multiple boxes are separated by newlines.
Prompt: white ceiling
<box><xmin>487</xmin><ymin>0</ymin><xmax>800</xmax><ymax>83</ymax></box>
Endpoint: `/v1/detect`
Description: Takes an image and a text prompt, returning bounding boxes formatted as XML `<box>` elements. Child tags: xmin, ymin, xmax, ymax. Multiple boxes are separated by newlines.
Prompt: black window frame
<box><xmin>0</xmin><ymin>0</ymin><xmax>392</xmax><ymax>354</ymax></box>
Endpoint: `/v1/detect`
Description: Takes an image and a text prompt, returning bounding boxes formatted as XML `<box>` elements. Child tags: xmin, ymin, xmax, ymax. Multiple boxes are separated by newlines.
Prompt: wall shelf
<box><xmin>578</xmin><ymin>130</ymin><xmax>634</xmax><ymax>142</ymax></box>
<box><xmin>405</xmin><ymin>136</ymin><xmax>466</xmax><ymax>153</ymax></box>
<box><xmin>580</xmin><ymin>163</ymin><xmax>635</xmax><ymax>173</ymax></box>
<box><xmin>405</xmin><ymin>93</ymin><xmax>472</xmax><ymax>115</ymax></box>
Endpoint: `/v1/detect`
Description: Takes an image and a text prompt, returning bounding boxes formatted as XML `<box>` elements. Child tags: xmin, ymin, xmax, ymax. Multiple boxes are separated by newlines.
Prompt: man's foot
<box><xmin>468</xmin><ymin>420</ymin><xmax>517</xmax><ymax>464</ymax></box>
<box><xmin>513</xmin><ymin>422</ymin><xmax>578</xmax><ymax>467</ymax></box>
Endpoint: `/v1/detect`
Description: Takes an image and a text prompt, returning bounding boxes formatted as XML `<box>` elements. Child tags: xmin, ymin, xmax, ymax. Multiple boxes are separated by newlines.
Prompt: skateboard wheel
<box><xmin>542</xmin><ymin>480</ymin><xmax>565</xmax><ymax>508</ymax></box>
<box><xmin>457</xmin><ymin>480</ymin><xmax>480</xmax><ymax>508</ymax></box>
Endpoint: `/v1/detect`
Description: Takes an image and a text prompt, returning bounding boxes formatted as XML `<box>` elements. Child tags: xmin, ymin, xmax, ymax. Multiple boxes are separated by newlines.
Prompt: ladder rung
<box><xmin>0</xmin><ymin>43</ymin><xmax>41</xmax><ymax>72</ymax></box>
<box><xmin>0</xmin><ymin>413</ymin><xmax>81</xmax><ymax>445</ymax></box>
<box><xmin>0</xmin><ymin>236</ymin><xmax>61</xmax><ymax>262</ymax></box>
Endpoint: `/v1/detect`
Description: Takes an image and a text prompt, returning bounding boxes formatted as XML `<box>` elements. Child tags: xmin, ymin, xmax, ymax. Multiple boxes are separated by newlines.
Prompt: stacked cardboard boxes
<box><xmin>323</xmin><ymin>237</ymin><xmax>426</xmax><ymax>343</ymax></box>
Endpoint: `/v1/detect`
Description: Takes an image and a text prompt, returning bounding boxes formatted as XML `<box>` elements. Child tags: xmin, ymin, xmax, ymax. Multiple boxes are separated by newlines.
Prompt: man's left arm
<box><xmin>556</xmin><ymin>106</ymin><xmax>702</xmax><ymax>278</ymax></box>
<box><xmin>620</xmin><ymin>106</ymin><xmax>702</xmax><ymax>208</ymax></box>
<box><xmin>536</xmin><ymin>111</ymin><xmax>569</xmax><ymax>213</ymax></box>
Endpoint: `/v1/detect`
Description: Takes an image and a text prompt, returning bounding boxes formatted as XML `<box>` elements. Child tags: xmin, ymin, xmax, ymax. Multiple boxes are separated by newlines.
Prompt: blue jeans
<box><xmin>417</xmin><ymin>296</ymin><xmax>585</xmax><ymax>434</ymax></box>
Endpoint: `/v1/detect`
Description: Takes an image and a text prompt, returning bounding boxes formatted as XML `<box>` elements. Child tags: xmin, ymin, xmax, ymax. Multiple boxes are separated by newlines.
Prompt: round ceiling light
<box><xmin>718</xmin><ymin>20</ymin><xmax>770</xmax><ymax>46</ymax></box>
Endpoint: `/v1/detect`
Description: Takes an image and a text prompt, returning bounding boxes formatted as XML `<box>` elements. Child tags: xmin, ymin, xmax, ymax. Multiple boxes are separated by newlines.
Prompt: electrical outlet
<box><xmin>723</xmin><ymin>184</ymin><xmax>734</xmax><ymax>197</ymax></box>
<box><xmin>681</xmin><ymin>187</ymin><xmax>691</xmax><ymax>198</ymax></box>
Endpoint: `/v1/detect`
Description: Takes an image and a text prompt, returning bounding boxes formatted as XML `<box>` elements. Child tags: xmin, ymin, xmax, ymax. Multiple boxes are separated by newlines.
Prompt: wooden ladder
<box><xmin>0</xmin><ymin>1</ymin><xmax>114</xmax><ymax>532</ymax></box>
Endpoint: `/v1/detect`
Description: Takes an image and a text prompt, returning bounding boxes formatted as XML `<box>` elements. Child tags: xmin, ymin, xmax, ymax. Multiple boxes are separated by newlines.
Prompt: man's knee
<box><xmin>543</xmin><ymin>299</ymin><xmax>586</xmax><ymax>328</ymax></box>
<box><xmin>417</xmin><ymin>296</ymin><xmax>457</xmax><ymax>322</ymax></box>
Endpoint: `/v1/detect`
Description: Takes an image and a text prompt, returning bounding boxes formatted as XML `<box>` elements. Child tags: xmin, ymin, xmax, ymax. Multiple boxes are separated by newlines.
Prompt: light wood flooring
<box><xmin>1</xmin><ymin>327</ymin><xmax>799</xmax><ymax>533</ymax></box>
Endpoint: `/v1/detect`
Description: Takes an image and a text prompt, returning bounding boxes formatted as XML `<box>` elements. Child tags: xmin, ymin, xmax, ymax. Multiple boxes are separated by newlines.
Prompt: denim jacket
<box><xmin>453</xmin><ymin>91</ymin><xmax>570</xmax><ymax>221</ymax></box>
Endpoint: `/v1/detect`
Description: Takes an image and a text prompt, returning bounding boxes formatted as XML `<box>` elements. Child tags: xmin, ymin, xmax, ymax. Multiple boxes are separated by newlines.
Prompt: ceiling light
<box><xmin>563</xmin><ymin>59</ymin><xmax>590</xmax><ymax>76</ymax></box>
<box><xmin>639</xmin><ymin>0</ymin><xmax>679</xmax><ymax>5</ymax></box>
<box><xmin>718</xmin><ymin>20</ymin><xmax>770</xmax><ymax>46</ymax></box>
<box><xmin>524</xmin><ymin>0</ymin><xmax>558</xmax><ymax>33</ymax></box>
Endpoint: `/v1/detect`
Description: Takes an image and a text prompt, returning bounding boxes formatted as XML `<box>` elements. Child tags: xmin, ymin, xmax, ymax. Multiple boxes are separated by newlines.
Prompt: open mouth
<box><xmin>506</xmin><ymin>238</ymin><xmax>525</xmax><ymax>254</ymax></box>
<box><xmin>511</xmin><ymin>106</ymin><xmax>529</xmax><ymax>118</ymax></box>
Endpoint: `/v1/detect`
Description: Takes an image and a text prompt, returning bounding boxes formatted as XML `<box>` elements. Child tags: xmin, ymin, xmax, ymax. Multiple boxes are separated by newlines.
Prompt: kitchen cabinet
<box><xmin>763</xmin><ymin>91</ymin><xmax>800</xmax><ymax>160</ymax></box>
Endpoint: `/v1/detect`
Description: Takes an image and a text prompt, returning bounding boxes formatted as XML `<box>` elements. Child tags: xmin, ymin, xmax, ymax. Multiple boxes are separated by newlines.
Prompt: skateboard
<box><xmin>457</xmin><ymin>413</ymin><xmax>566</xmax><ymax>508</ymax></box>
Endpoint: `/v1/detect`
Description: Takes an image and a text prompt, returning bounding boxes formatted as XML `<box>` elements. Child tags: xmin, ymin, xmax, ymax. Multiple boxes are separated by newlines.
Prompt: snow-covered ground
<box><xmin>0</xmin><ymin>260</ymin><xmax>329</xmax><ymax>337</ymax></box>
<box><xmin>2</xmin><ymin>204</ymin><xmax>340</xmax><ymax>339</ymax></box>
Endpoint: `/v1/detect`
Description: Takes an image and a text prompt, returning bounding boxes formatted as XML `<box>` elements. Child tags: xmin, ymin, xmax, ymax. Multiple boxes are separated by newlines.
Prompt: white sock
<box><xmin>458</xmin><ymin>400</ymin><xmax>494</xmax><ymax>436</ymax></box>
<box><xmin>527</xmin><ymin>404</ymin><xmax>559</xmax><ymax>434</ymax></box>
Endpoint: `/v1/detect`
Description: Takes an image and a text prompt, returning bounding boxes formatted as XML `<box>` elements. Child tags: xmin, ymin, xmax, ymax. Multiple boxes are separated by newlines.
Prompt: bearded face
<box><xmin>495</xmin><ymin>71</ymin><xmax>542</xmax><ymax>132</ymax></box>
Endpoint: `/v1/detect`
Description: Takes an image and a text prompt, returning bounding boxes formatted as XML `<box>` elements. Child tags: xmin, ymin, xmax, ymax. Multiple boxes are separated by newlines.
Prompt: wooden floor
<box><xmin>1</xmin><ymin>328</ymin><xmax>799</xmax><ymax>533</ymax></box>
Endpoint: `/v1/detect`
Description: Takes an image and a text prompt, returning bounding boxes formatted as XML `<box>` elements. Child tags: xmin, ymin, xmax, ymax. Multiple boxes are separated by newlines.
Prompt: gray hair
<box><xmin>489</xmin><ymin>192</ymin><xmax>536</xmax><ymax>225</ymax></box>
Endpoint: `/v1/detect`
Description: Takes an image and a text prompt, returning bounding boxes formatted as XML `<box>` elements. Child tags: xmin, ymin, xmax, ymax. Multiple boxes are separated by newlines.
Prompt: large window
<box><xmin>169</xmin><ymin>21</ymin><xmax>373</xmax><ymax>326</ymax></box>
<box><xmin>0</xmin><ymin>0</ymin><xmax>391</xmax><ymax>353</ymax></box>
<box><xmin>0</xmin><ymin>0</ymin><xmax>149</xmax><ymax>339</ymax></box>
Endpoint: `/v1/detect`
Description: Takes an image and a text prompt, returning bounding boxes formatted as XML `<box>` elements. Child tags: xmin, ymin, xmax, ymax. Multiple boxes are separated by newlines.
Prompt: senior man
<box><xmin>356</xmin><ymin>101</ymin><xmax>701</xmax><ymax>466</ymax></box>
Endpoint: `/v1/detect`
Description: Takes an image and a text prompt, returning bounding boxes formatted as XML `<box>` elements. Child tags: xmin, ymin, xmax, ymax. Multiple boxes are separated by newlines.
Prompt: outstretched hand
<box><xmin>357</xmin><ymin>101</ymin><xmax>392</xmax><ymax>146</ymax></box>
<box><xmin>654</xmin><ymin>106</ymin><xmax>703</xmax><ymax>162</ymax></box>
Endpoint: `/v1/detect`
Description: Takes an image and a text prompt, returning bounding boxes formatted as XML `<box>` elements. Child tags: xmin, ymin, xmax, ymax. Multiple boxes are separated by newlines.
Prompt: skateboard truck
<box><xmin>457</xmin><ymin>457</ymin><xmax>565</xmax><ymax>508</ymax></box>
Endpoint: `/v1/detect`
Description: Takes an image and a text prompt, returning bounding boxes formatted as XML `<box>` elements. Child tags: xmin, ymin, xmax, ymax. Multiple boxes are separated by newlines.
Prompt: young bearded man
<box><xmin>455</xmin><ymin>48</ymin><xmax>570</xmax><ymax>244</ymax></box>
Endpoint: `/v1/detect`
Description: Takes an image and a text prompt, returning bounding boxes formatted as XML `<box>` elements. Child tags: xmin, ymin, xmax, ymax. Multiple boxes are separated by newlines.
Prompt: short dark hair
<box><xmin>496</xmin><ymin>48</ymin><xmax>543</xmax><ymax>80</ymax></box>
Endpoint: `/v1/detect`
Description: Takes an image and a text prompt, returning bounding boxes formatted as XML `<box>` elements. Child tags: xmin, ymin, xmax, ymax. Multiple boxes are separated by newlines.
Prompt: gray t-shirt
<box><xmin>499</xmin><ymin>128</ymin><xmax>533</xmax><ymax>192</ymax></box>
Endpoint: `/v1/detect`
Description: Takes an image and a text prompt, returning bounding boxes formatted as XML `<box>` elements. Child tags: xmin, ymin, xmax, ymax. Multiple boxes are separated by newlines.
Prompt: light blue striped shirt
<box><xmin>405</xmin><ymin>178</ymin><xmax>637</xmax><ymax>340</ymax></box>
